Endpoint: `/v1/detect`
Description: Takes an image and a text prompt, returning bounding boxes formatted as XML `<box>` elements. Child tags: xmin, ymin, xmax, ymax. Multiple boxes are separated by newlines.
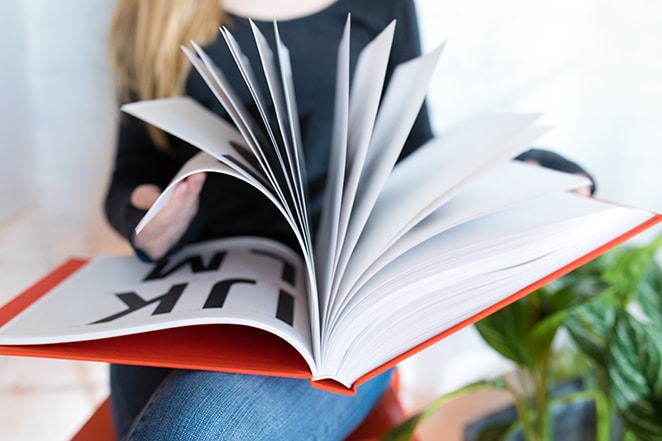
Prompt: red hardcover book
<box><xmin>0</xmin><ymin>212</ymin><xmax>659</xmax><ymax>395</ymax></box>
<box><xmin>2</xmin><ymin>18</ymin><xmax>660</xmax><ymax>394</ymax></box>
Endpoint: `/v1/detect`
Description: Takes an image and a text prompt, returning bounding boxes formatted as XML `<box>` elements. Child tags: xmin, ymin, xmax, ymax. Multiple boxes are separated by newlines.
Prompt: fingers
<box><xmin>170</xmin><ymin>173</ymin><xmax>206</xmax><ymax>207</ymax></box>
<box><xmin>131</xmin><ymin>184</ymin><xmax>162</xmax><ymax>210</ymax></box>
<box><xmin>130</xmin><ymin>173</ymin><xmax>206</xmax><ymax>211</ymax></box>
<box><xmin>131</xmin><ymin>173</ymin><xmax>207</xmax><ymax>260</ymax></box>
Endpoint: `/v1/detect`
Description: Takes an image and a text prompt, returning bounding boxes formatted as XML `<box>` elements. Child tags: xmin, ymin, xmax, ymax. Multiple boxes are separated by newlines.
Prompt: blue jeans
<box><xmin>110</xmin><ymin>365</ymin><xmax>393</xmax><ymax>440</ymax></box>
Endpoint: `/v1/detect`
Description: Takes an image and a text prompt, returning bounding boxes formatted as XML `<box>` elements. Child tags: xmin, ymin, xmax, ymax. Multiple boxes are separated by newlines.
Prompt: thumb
<box><xmin>130</xmin><ymin>184</ymin><xmax>162</xmax><ymax>210</ymax></box>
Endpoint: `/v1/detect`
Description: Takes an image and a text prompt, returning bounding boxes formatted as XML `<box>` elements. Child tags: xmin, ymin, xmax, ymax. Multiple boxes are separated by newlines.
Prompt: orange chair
<box><xmin>71</xmin><ymin>376</ymin><xmax>416</xmax><ymax>441</ymax></box>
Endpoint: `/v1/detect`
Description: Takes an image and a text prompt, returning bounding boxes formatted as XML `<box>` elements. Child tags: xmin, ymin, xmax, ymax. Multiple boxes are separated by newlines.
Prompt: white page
<box><xmin>328</xmin><ymin>21</ymin><xmax>396</xmax><ymax>298</ymax></box>
<box><xmin>329</xmin><ymin>45</ymin><xmax>445</xmax><ymax>303</ymax></box>
<box><xmin>334</xmin><ymin>205</ymin><xmax>655</xmax><ymax>384</ymax></box>
<box><xmin>221</xmin><ymin>26</ymin><xmax>300</xmax><ymax>217</ymax></box>
<box><xmin>188</xmin><ymin>43</ymin><xmax>294</xmax><ymax>218</ymax></box>
<box><xmin>348</xmin><ymin>116</ymin><xmax>546</xmax><ymax>273</ymax></box>
<box><xmin>120</xmin><ymin>98</ymin><xmax>311</xmax><ymax>272</ymax></box>
<box><xmin>183</xmin><ymin>45</ymin><xmax>268</xmax><ymax>177</ymax></box>
<box><xmin>323</xmin><ymin>220</ymin><xmax>584</xmax><ymax>370</ymax></box>
<box><xmin>250</xmin><ymin>21</ymin><xmax>295</xmax><ymax>162</ymax></box>
<box><xmin>122</xmin><ymin>97</ymin><xmax>258</xmax><ymax>173</ymax></box>
<box><xmin>132</xmin><ymin>153</ymin><xmax>318</xmax><ymax>327</ymax></box>
<box><xmin>0</xmin><ymin>237</ymin><xmax>317</xmax><ymax>374</ymax></box>
<box><xmin>340</xmin><ymin>161</ymin><xmax>593</xmax><ymax>298</ymax></box>
<box><xmin>316</xmin><ymin>16</ymin><xmax>351</xmax><ymax>323</ymax></box>
<box><xmin>188</xmin><ymin>32</ymin><xmax>321</xmax><ymax>357</ymax></box>
<box><xmin>345</xmin><ymin>20</ymin><xmax>394</xmax><ymax>168</ymax></box>
<box><xmin>326</xmin><ymin>114</ymin><xmax>545</xmax><ymax>326</ymax></box>
<box><xmin>318</xmin><ymin>195</ymin><xmax>654</xmax><ymax>379</ymax></box>
<box><xmin>391</xmin><ymin>123</ymin><xmax>552</xmax><ymax>239</ymax></box>
<box><xmin>324</xmin><ymin>192</ymin><xmax>607</xmax><ymax>356</ymax></box>
<box><xmin>274</xmin><ymin>24</ymin><xmax>305</xmax><ymax>182</ymax></box>
<box><xmin>271</xmin><ymin>21</ymin><xmax>320</xmax><ymax>360</ymax></box>
<box><xmin>220</xmin><ymin>27</ymin><xmax>274</xmax><ymax>142</ymax></box>
<box><xmin>273</xmin><ymin>22</ymin><xmax>309</xmax><ymax>242</ymax></box>
<box><xmin>249</xmin><ymin>21</ymin><xmax>310</xmax><ymax>250</ymax></box>
<box><xmin>356</xmin><ymin>197</ymin><xmax>640</xmax><ymax>318</ymax></box>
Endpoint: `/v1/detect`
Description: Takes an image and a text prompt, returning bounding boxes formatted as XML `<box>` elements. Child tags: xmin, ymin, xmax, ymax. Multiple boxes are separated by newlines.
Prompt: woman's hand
<box><xmin>131</xmin><ymin>173</ymin><xmax>206</xmax><ymax>261</ymax></box>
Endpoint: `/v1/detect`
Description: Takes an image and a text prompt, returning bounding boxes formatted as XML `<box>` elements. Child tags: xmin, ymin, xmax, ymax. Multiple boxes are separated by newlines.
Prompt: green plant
<box><xmin>564</xmin><ymin>234</ymin><xmax>662</xmax><ymax>441</ymax></box>
<box><xmin>383</xmin><ymin>234</ymin><xmax>662</xmax><ymax>441</ymax></box>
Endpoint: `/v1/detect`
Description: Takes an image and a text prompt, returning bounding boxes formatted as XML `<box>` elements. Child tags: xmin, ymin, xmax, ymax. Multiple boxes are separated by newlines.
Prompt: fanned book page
<box><xmin>0</xmin><ymin>15</ymin><xmax>660</xmax><ymax>394</ymax></box>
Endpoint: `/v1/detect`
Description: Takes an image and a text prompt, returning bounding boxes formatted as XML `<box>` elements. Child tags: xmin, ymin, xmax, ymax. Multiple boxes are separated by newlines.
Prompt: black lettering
<box><xmin>143</xmin><ymin>252</ymin><xmax>227</xmax><ymax>281</ymax></box>
<box><xmin>276</xmin><ymin>290</ymin><xmax>295</xmax><ymax>326</ymax></box>
<box><xmin>203</xmin><ymin>278</ymin><xmax>256</xmax><ymax>309</ymax></box>
<box><xmin>251</xmin><ymin>250</ymin><xmax>296</xmax><ymax>286</ymax></box>
<box><xmin>90</xmin><ymin>283</ymin><xmax>187</xmax><ymax>324</ymax></box>
<box><xmin>251</xmin><ymin>250</ymin><xmax>297</xmax><ymax>327</ymax></box>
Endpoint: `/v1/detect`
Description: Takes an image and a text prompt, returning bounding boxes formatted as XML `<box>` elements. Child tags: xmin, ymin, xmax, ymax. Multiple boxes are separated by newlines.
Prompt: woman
<box><xmin>105</xmin><ymin>0</ymin><xmax>433</xmax><ymax>439</ymax></box>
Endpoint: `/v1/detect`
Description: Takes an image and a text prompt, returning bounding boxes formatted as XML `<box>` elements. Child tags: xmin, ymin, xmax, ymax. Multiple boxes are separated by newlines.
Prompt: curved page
<box><xmin>0</xmin><ymin>237</ymin><xmax>316</xmax><ymax>374</ymax></box>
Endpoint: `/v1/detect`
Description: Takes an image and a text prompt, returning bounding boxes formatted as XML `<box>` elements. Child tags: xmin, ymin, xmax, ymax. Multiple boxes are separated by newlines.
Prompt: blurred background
<box><xmin>0</xmin><ymin>0</ymin><xmax>660</xmax><ymax>439</ymax></box>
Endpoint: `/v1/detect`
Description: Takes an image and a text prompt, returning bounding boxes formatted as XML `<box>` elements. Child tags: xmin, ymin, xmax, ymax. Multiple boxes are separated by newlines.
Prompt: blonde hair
<box><xmin>109</xmin><ymin>0</ymin><xmax>224</xmax><ymax>147</ymax></box>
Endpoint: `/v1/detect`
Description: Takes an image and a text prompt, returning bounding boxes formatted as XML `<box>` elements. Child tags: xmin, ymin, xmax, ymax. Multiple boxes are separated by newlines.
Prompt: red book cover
<box><xmin>0</xmin><ymin>214</ymin><xmax>660</xmax><ymax>395</ymax></box>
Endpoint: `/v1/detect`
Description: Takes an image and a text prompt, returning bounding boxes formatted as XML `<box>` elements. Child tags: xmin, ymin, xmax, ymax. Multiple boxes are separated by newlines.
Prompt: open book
<box><xmin>0</xmin><ymin>17</ymin><xmax>660</xmax><ymax>394</ymax></box>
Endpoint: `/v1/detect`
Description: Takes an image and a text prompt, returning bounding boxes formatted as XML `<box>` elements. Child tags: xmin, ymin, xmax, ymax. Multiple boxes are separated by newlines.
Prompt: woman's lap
<box><xmin>110</xmin><ymin>364</ymin><xmax>393</xmax><ymax>441</ymax></box>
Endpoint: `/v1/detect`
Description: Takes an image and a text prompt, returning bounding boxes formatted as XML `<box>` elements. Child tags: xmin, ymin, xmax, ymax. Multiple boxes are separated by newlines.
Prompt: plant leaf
<box><xmin>379</xmin><ymin>414</ymin><xmax>422</xmax><ymax>441</ymax></box>
<box><xmin>546</xmin><ymin>273</ymin><xmax>608</xmax><ymax>311</ymax></box>
<box><xmin>635</xmin><ymin>258</ymin><xmax>662</xmax><ymax>326</ymax></box>
<box><xmin>602</xmin><ymin>234</ymin><xmax>662</xmax><ymax>305</ymax></box>
<box><xmin>565</xmin><ymin>299</ymin><xmax>616</xmax><ymax>366</ymax></box>
<box><xmin>468</xmin><ymin>419</ymin><xmax>516</xmax><ymax>441</ymax></box>
<box><xmin>527</xmin><ymin>308</ymin><xmax>572</xmax><ymax>366</ymax></box>
<box><xmin>608</xmin><ymin>313</ymin><xmax>662</xmax><ymax>441</ymax></box>
<box><xmin>380</xmin><ymin>380</ymin><xmax>507</xmax><ymax>441</ymax></box>
<box><xmin>475</xmin><ymin>296</ymin><xmax>538</xmax><ymax>369</ymax></box>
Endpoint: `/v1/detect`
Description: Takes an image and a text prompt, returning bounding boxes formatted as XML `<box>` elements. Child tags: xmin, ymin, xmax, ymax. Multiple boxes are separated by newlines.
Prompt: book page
<box><xmin>331</xmin><ymin>20</ymin><xmax>396</xmax><ymax>272</ymax></box>
<box><xmin>0</xmin><ymin>237</ymin><xmax>317</xmax><ymax>373</ymax></box>
<box><xmin>346</xmin><ymin>117</ymin><xmax>547</xmax><ymax>266</ymax></box>
<box><xmin>135</xmin><ymin>152</ymin><xmax>278</xmax><ymax>234</ymax></box>
<box><xmin>325</xmin><ymin>114</ymin><xmax>547</xmax><ymax>328</ymax></box>
<box><xmin>385</xmin><ymin>122</ymin><xmax>550</xmax><ymax>241</ymax></box>
<box><xmin>131</xmin><ymin>154</ymin><xmax>322</xmax><ymax>343</ymax></box>
<box><xmin>334</xmin><ymin>206</ymin><xmax>655</xmax><ymax>384</ymax></box>
<box><xmin>120</xmin><ymin>101</ymin><xmax>318</xmax><ymax>315</ymax></box>
<box><xmin>337</xmin><ymin>161</ymin><xmax>593</xmax><ymax>301</ymax></box>
<box><xmin>220</xmin><ymin>27</ymin><xmax>303</xmax><ymax>232</ymax></box>
<box><xmin>250</xmin><ymin>21</ymin><xmax>309</xmax><ymax>244</ymax></box>
<box><xmin>183</xmin><ymin>45</ymin><xmax>271</xmax><ymax>179</ymax></box>
<box><xmin>316</xmin><ymin>194</ymin><xmax>655</xmax><ymax>383</ymax></box>
<box><xmin>270</xmin><ymin>22</ymin><xmax>320</xmax><ymax>360</ymax></box>
<box><xmin>187</xmin><ymin>43</ymin><xmax>297</xmax><ymax>226</ymax></box>
<box><xmin>315</xmin><ymin>15</ymin><xmax>351</xmax><ymax>323</ymax></box>
<box><xmin>273</xmin><ymin>22</ymin><xmax>312</xmax><ymax>257</ymax></box>
<box><xmin>332</xmin><ymin>44</ymin><xmax>444</xmax><ymax>294</ymax></box>
<box><xmin>122</xmin><ymin>97</ymin><xmax>261</xmax><ymax>177</ymax></box>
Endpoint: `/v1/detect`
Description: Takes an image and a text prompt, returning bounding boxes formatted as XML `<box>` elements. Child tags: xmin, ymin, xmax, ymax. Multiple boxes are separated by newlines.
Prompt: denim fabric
<box><xmin>110</xmin><ymin>365</ymin><xmax>393</xmax><ymax>441</ymax></box>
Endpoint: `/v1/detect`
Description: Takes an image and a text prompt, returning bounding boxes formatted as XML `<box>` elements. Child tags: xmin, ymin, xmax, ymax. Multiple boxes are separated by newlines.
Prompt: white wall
<box><xmin>416</xmin><ymin>0</ymin><xmax>662</xmax><ymax>216</ymax></box>
<box><xmin>0</xmin><ymin>0</ymin><xmax>128</xmax><ymax>301</ymax></box>
<box><xmin>20</xmin><ymin>0</ymin><xmax>118</xmax><ymax>210</ymax></box>
<box><xmin>0</xmin><ymin>1</ymin><xmax>34</xmax><ymax>224</ymax></box>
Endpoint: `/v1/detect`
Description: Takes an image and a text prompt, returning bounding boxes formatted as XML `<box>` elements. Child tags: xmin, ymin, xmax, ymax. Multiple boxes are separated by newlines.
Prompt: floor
<box><xmin>1</xmin><ymin>0</ymin><xmax>661</xmax><ymax>440</ymax></box>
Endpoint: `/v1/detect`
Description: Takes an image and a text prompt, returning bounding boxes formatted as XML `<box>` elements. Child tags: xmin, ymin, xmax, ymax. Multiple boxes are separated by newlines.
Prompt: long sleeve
<box><xmin>516</xmin><ymin>148</ymin><xmax>597</xmax><ymax>194</ymax></box>
<box><xmin>104</xmin><ymin>113</ymin><xmax>174</xmax><ymax>243</ymax></box>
